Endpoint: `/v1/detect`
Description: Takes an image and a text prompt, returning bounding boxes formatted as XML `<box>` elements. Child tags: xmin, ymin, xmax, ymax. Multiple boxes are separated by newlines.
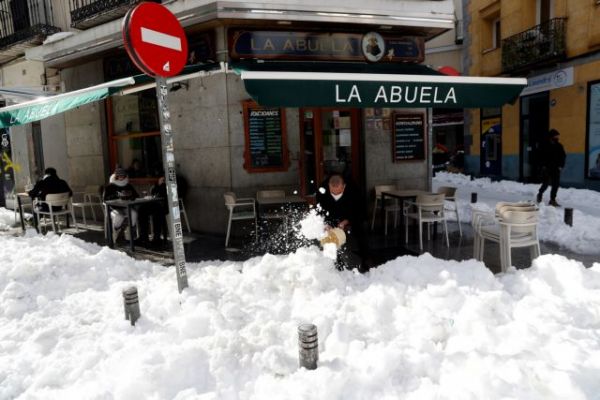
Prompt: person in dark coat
<box><xmin>537</xmin><ymin>129</ymin><xmax>566</xmax><ymax>207</ymax></box>
<box><xmin>103</xmin><ymin>167</ymin><xmax>139</xmax><ymax>232</ymax></box>
<box><xmin>28</xmin><ymin>167</ymin><xmax>72</xmax><ymax>211</ymax></box>
<box><xmin>138</xmin><ymin>174</ymin><xmax>189</xmax><ymax>248</ymax></box>
<box><xmin>316</xmin><ymin>174</ymin><xmax>368</xmax><ymax>272</ymax></box>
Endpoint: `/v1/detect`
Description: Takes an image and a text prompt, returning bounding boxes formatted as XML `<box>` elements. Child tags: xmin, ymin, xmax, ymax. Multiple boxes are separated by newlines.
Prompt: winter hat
<box><xmin>549</xmin><ymin>129</ymin><xmax>560</xmax><ymax>138</ymax></box>
<box><xmin>114</xmin><ymin>167</ymin><xmax>128</xmax><ymax>177</ymax></box>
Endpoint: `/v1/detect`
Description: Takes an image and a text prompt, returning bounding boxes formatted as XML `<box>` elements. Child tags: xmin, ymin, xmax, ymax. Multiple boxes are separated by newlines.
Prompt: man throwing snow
<box><xmin>537</xmin><ymin>129</ymin><xmax>566</xmax><ymax>207</ymax></box>
<box><xmin>316</xmin><ymin>174</ymin><xmax>367</xmax><ymax>272</ymax></box>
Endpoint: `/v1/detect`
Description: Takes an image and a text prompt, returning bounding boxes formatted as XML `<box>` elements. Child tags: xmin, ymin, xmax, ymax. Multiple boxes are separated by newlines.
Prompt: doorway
<box><xmin>520</xmin><ymin>92</ymin><xmax>549</xmax><ymax>182</ymax></box>
<box><xmin>299</xmin><ymin>108</ymin><xmax>361</xmax><ymax>197</ymax></box>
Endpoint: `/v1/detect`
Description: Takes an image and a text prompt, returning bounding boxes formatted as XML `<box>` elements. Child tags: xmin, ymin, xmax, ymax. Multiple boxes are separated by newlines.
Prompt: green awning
<box><xmin>0</xmin><ymin>77</ymin><xmax>135</xmax><ymax>128</ymax></box>
<box><xmin>233</xmin><ymin>61</ymin><xmax>527</xmax><ymax>109</ymax></box>
<box><xmin>0</xmin><ymin>62</ymin><xmax>223</xmax><ymax>128</ymax></box>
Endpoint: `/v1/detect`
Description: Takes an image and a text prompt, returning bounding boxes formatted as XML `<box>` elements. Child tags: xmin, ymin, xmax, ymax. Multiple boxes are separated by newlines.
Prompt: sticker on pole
<box><xmin>122</xmin><ymin>2</ymin><xmax>188</xmax><ymax>77</ymax></box>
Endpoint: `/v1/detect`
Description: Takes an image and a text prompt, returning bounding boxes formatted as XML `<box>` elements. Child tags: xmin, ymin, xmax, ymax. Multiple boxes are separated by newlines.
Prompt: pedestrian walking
<box><xmin>537</xmin><ymin>129</ymin><xmax>566</xmax><ymax>207</ymax></box>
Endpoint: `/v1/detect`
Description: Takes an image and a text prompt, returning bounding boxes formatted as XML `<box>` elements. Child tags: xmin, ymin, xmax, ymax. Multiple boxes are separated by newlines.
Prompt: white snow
<box><xmin>0</xmin><ymin>207</ymin><xmax>14</xmax><ymax>230</ymax></box>
<box><xmin>2</xmin><ymin>173</ymin><xmax>600</xmax><ymax>398</ymax></box>
<box><xmin>42</xmin><ymin>32</ymin><xmax>75</xmax><ymax>45</ymax></box>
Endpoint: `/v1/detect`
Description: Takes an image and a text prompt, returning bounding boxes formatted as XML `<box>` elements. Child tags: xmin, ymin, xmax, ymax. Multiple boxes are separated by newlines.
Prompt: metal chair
<box><xmin>34</xmin><ymin>192</ymin><xmax>78</xmax><ymax>234</ymax></box>
<box><xmin>370</xmin><ymin>184</ymin><xmax>401</xmax><ymax>234</ymax></box>
<box><xmin>224</xmin><ymin>192</ymin><xmax>257</xmax><ymax>247</ymax></box>
<box><xmin>404</xmin><ymin>193</ymin><xmax>449</xmax><ymax>251</ymax></box>
<box><xmin>179</xmin><ymin>198</ymin><xmax>191</xmax><ymax>232</ymax></box>
<box><xmin>437</xmin><ymin>186</ymin><xmax>462</xmax><ymax>237</ymax></box>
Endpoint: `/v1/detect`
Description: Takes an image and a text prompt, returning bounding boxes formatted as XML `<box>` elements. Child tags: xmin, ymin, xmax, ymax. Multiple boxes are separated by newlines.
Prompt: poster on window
<box><xmin>0</xmin><ymin>128</ymin><xmax>15</xmax><ymax>207</ymax></box>
<box><xmin>588</xmin><ymin>82</ymin><xmax>600</xmax><ymax>179</ymax></box>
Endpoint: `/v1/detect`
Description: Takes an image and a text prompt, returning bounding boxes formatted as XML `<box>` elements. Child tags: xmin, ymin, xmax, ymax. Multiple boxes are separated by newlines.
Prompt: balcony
<box><xmin>0</xmin><ymin>0</ymin><xmax>60</xmax><ymax>63</ymax></box>
<box><xmin>502</xmin><ymin>18</ymin><xmax>566</xmax><ymax>74</ymax></box>
<box><xmin>70</xmin><ymin>0</ymin><xmax>161</xmax><ymax>30</ymax></box>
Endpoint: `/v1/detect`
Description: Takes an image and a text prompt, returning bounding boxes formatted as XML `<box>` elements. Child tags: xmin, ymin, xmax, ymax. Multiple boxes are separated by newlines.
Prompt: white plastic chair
<box><xmin>498</xmin><ymin>210</ymin><xmax>540</xmax><ymax>272</ymax></box>
<box><xmin>437</xmin><ymin>186</ymin><xmax>462</xmax><ymax>237</ymax></box>
<box><xmin>224</xmin><ymin>192</ymin><xmax>257</xmax><ymax>247</ymax></box>
<box><xmin>472</xmin><ymin>202</ymin><xmax>539</xmax><ymax>272</ymax></box>
<box><xmin>34</xmin><ymin>192</ymin><xmax>78</xmax><ymax>234</ymax></box>
<box><xmin>404</xmin><ymin>193</ymin><xmax>449</xmax><ymax>251</ymax></box>
<box><xmin>72</xmin><ymin>185</ymin><xmax>103</xmax><ymax>227</ymax></box>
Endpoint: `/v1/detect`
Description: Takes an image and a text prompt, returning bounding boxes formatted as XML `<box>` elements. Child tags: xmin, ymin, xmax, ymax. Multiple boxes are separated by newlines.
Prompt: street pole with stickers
<box><xmin>123</xmin><ymin>2</ymin><xmax>189</xmax><ymax>292</ymax></box>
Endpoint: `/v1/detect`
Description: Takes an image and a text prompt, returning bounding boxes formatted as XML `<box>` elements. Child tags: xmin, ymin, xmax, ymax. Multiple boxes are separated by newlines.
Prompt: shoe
<box><xmin>536</xmin><ymin>193</ymin><xmax>542</xmax><ymax>203</ymax></box>
<box><xmin>548</xmin><ymin>199</ymin><xmax>561</xmax><ymax>207</ymax></box>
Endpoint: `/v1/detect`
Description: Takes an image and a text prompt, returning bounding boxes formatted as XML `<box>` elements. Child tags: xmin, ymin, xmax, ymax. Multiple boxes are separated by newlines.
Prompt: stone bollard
<box><xmin>298</xmin><ymin>324</ymin><xmax>318</xmax><ymax>370</ymax></box>
<box><xmin>471</xmin><ymin>192</ymin><xmax>478</xmax><ymax>203</ymax></box>
<box><xmin>122</xmin><ymin>286</ymin><xmax>141</xmax><ymax>326</ymax></box>
<box><xmin>564</xmin><ymin>207</ymin><xmax>573</xmax><ymax>227</ymax></box>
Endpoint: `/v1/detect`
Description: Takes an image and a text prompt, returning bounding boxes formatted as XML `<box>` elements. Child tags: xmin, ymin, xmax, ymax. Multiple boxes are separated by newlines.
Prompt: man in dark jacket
<box><xmin>537</xmin><ymin>129</ymin><xmax>566</xmax><ymax>207</ymax></box>
<box><xmin>28</xmin><ymin>167</ymin><xmax>72</xmax><ymax>211</ymax></box>
<box><xmin>316</xmin><ymin>174</ymin><xmax>368</xmax><ymax>272</ymax></box>
<box><xmin>138</xmin><ymin>174</ymin><xmax>189</xmax><ymax>248</ymax></box>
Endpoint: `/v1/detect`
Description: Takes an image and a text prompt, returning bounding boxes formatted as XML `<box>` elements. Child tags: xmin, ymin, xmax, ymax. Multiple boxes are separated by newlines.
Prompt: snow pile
<box><xmin>2</xmin><ymin>234</ymin><xmax>600</xmax><ymax>399</ymax></box>
<box><xmin>0</xmin><ymin>207</ymin><xmax>14</xmax><ymax>230</ymax></box>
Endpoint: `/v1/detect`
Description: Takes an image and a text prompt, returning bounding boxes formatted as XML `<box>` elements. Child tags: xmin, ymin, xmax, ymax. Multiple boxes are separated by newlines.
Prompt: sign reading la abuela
<box><xmin>335</xmin><ymin>84</ymin><xmax>457</xmax><ymax>105</ymax></box>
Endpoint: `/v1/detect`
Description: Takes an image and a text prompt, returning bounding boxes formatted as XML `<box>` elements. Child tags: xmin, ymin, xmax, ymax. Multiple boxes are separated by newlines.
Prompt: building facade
<box><xmin>1</xmin><ymin>0</ymin><xmax>456</xmax><ymax>233</ymax></box>
<box><xmin>466</xmin><ymin>0</ymin><xmax>600</xmax><ymax>190</ymax></box>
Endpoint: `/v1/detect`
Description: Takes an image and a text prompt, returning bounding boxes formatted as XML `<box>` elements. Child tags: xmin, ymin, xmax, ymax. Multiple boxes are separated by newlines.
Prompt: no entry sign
<box><xmin>123</xmin><ymin>2</ymin><xmax>188</xmax><ymax>77</ymax></box>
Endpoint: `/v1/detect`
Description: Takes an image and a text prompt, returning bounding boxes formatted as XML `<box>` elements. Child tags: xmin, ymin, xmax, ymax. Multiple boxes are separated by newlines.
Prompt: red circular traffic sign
<box><xmin>122</xmin><ymin>2</ymin><xmax>188</xmax><ymax>78</ymax></box>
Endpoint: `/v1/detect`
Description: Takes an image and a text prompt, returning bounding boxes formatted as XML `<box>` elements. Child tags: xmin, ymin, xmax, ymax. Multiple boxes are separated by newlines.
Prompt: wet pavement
<box><xmin>63</xmin><ymin>218</ymin><xmax>598</xmax><ymax>273</ymax></box>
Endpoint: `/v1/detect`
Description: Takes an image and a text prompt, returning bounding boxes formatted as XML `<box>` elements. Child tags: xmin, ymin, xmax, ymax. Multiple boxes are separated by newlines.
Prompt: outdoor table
<box><xmin>105</xmin><ymin>197</ymin><xmax>162</xmax><ymax>252</ymax></box>
<box><xmin>256</xmin><ymin>195</ymin><xmax>308</xmax><ymax>219</ymax></box>
<box><xmin>380</xmin><ymin>189</ymin><xmax>431</xmax><ymax>243</ymax></box>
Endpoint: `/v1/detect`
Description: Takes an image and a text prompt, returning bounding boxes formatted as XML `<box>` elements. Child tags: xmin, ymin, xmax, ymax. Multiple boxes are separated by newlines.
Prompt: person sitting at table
<box><xmin>28</xmin><ymin>167</ymin><xmax>72</xmax><ymax>212</ymax></box>
<box><xmin>316</xmin><ymin>173</ymin><xmax>368</xmax><ymax>272</ymax></box>
<box><xmin>137</xmin><ymin>173</ymin><xmax>189</xmax><ymax>248</ymax></box>
<box><xmin>103</xmin><ymin>167</ymin><xmax>139</xmax><ymax>240</ymax></box>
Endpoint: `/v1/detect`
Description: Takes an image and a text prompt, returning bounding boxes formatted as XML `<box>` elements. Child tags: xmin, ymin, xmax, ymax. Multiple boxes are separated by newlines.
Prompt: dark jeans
<box><xmin>538</xmin><ymin>167</ymin><xmax>561</xmax><ymax>200</ymax></box>
<box><xmin>138</xmin><ymin>202</ymin><xmax>167</xmax><ymax>242</ymax></box>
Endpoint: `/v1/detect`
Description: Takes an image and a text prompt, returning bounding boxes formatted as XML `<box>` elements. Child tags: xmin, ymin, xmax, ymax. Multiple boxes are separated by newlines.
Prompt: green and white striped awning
<box><xmin>233</xmin><ymin>61</ymin><xmax>527</xmax><ymax>109</ymax></box>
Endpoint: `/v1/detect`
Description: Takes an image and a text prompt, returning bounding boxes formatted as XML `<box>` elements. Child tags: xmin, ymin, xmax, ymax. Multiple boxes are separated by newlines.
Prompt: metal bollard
<box><xmin>564</xmin><ymin>207</ymin><xmax>573</xmax><ymax>226</ymax></box>
<box><xmin>471</xmin><ymin>192</ymin><xmax>478</xmax><ymax>203</ymax></box>
<box><xmin>122</xmin><ymin>286</ymin><xmax>141</xmax><ymax>326</ymax></box>
<box><xmin>298</xmin><ymin>324</ymin><xmax>318</xmax><ymax>370</ymax></box>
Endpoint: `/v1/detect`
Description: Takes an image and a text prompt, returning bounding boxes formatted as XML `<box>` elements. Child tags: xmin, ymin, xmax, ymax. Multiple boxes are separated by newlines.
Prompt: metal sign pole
<box><xmin>155</xmin><ymin>77</ymin><xmax>188</xmax><ymax>292</ymax></box>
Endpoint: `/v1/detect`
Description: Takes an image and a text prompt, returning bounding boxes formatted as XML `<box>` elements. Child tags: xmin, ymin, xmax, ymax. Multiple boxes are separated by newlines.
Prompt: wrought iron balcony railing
<box><xmin>501</xmin><ymin>17</ymin><xmax>566</xmax><ymax>74</ymax></box>
<box><xmin>70</xmin><ymin>0</ymin><xmax>161</xmax><ymax>30</ymax></box>
<box><xmin>0</xmin><ymin>0</ymin><xmax>60</xmax><ymax>51</ymax></box>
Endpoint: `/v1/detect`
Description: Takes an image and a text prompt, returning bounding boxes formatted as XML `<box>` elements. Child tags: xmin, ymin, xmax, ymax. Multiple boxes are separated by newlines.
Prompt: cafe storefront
<box><xmin>0</xmin><ymin>28</ymin><xmax>525</xmax><ymax>234</ymax></box>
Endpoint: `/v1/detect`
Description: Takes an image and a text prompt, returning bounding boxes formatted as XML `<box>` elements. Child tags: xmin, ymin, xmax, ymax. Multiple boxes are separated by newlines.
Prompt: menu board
<box><xmin>392</xmin><ymin>113</ymin><xmax>425</xmax><ymax>162</ymax></box>
<box><xmin>243</xmin><ymin>101</ymin><xmax>289</xmax><ymax>172</ymax></box>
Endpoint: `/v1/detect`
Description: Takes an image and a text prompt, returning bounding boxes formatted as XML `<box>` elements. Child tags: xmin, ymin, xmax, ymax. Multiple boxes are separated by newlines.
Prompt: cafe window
<box><xmin>106</xmin><ymin>89</ymin><xmax>163</xmax><ymax>180</ymax></box>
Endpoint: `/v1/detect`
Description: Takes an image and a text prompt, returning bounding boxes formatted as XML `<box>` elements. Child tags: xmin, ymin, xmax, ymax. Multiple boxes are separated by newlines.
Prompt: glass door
<box><xmin>300</xmin><ymin>108</ymin><xmax>360</xmax><ymax>196</ymax></box>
